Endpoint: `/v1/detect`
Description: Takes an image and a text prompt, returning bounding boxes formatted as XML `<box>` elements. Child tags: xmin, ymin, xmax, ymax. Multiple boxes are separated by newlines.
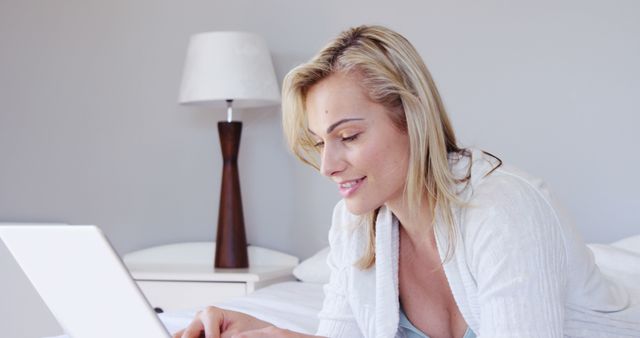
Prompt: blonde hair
<box><xmin>282</xmin><ymin>25</ymin><xmax>467</xmax><ymax>269</ymax></box>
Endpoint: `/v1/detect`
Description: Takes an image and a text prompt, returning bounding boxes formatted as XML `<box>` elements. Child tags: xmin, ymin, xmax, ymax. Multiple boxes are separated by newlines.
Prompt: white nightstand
<box><xmin>123</xmin><ymin>242</ymin><xmax>299</xmax><ymax>312</ymax></box>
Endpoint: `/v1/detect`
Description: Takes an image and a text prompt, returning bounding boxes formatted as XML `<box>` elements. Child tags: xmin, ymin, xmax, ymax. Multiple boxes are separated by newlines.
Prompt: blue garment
<box><xmin>399</xmin><ymin>307</ymin><xmax>476</xmax><ymax>338</ymax></box>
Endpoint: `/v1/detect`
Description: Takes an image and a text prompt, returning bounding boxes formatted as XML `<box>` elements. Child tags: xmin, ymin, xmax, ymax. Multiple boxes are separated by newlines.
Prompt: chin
<box><xmin>344</xmin><ymin>199</ymin><xmax>378</xmax><ymax>216</ymax></box>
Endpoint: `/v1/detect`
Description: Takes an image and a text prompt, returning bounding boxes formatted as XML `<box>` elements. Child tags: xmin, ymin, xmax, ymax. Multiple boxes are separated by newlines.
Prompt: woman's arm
<box><xmin>468</xmin><ymin>177</ymin><xmax>568</xmax><ymax>338</ymax></box>
<box><xmin>171</xmin><ymin>306</ymin><xmax>270</xmax><ymax>338</ymax></box>
<box><xmin>172</xmin><ymin>306</ymin><xmax>326</xmax><ymax>338</ymax></box>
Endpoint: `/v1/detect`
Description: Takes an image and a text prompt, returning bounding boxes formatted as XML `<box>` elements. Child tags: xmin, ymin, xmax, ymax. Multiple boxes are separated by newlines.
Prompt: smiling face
<box><xmin>305</xmin><ymin>71</ymin><xmax>410</xmax><ymax>215</ymax></box>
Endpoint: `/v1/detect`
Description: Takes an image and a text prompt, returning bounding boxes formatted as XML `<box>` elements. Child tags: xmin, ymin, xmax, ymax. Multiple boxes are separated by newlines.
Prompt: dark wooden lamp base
<box><xmin>214</xmin><ymin>121</ymin><xmax>249</xmax><ymax>269</ymax></box>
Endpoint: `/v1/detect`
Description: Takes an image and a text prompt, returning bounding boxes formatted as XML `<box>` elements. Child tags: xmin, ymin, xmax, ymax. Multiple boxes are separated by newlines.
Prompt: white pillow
<box><xmin>293</xmin><ymin>247</ymin><xmax>330</xmax><ymax>283</ymax></box>
<box><xmin>611</xmin><ymin>235</ymin><xmax>640</xmax><ymax>255</ymax></box>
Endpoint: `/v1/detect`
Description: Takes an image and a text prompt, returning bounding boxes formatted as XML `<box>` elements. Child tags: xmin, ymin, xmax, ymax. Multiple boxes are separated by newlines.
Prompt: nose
<box><xmin>320</xmin><ymin>143</ymin><xmax>345</xmax><ymax>177</ymax></box>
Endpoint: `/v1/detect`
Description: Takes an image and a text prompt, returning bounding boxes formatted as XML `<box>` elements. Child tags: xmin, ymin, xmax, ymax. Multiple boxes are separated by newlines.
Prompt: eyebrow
<box><xmin>308</xmin><ymin>118</ymin><xmax>365</xmax><ymax>136</ymax></box>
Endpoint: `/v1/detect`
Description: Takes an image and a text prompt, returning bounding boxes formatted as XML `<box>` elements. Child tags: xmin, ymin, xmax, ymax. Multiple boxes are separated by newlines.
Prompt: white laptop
<box><xmin>0</xmin><ymin>224</ymin><xmax>172</xmax><ymax>338</ymax></box>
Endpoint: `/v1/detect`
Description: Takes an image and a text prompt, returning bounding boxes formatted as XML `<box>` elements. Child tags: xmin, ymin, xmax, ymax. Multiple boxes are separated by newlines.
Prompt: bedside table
<box><xmin>123</xmin><ymin>242</ymin><xmax>299</xmax><ymax>312</ymax></box>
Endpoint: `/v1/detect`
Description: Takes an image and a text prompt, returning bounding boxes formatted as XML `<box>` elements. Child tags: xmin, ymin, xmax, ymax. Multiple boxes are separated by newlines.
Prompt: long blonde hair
<box><xmin>282</xmin><ymin>25</ymin><xmax>466</xmax><ymax>268</ymax></box>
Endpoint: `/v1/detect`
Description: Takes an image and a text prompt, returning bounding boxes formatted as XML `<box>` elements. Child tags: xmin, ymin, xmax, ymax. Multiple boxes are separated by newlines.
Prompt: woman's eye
<box><xmin>341</xmin><ymin>134</ymin><xmax>359</xmax><ymax>142</ymax></box>
<box><xmin>312</xmin><ymin>133</ymin><xmax>358</xmax><ymax>149</ymax></box>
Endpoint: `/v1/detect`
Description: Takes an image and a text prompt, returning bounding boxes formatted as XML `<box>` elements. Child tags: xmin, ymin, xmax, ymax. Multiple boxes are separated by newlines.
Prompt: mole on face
<box><xmin>325</xmin><ymin>110</ymin><xmax>329</xmax><ymax>114</ymax></box>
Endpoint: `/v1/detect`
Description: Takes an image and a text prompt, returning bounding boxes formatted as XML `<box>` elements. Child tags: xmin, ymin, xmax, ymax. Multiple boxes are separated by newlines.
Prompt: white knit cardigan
<box><xmin>315</xmin><ymin>149</ymin><xmax>640</xmax><ymax>338</ymax></box>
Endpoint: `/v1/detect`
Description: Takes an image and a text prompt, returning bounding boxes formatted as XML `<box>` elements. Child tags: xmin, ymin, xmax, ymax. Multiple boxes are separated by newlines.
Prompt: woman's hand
<box><xmin>232</xmin><ymin>326</ymin><xmax>321</xmax><ymax>338</ymax></box>
<box><xmin>172</xmin><ymin>306</ymin><xmax>272</xmax><ymax>338</ymax></box>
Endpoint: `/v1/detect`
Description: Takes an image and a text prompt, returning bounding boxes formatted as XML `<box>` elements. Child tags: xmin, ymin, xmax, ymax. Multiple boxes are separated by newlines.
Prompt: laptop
<box><xmin>0</xmin><ymin>224</ymin><xmax>172</xmax><ymax>338</ymax></box>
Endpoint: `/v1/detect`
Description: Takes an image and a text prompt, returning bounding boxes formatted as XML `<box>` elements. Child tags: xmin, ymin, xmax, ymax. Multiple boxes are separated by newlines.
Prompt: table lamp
<box><xmin>178</xmin><ymin>31</ymin><xmax>280</xmax><ymax>268</ymax></box>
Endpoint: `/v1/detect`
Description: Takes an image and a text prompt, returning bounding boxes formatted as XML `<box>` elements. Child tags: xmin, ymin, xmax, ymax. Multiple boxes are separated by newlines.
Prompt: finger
<box><xmin>181</xmin><ymin>316</ymin><xmax>205</xmax><ymax>338</ymax></box>
<box><xmin>174</xmin><ymin>329</ymin><xmax>205</xmax><ymax>338</ymax></box>
<box><xmin>199</xmin><ymin>306</ymin><xmax>225</xmax><ymax>338</ymax></box>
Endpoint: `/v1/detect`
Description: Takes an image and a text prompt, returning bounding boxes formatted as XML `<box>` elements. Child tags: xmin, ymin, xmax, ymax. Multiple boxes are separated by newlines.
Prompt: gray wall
<box><xmin>1</xmin><ymin>0</ymin><xmax>639</xmax><ymax>337</ymax></box>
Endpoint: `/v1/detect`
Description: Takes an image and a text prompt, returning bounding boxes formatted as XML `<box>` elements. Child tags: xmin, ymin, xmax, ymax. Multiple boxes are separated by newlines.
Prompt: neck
<box><xmin>386</xmin><ymin>194</ymin><xmax>436</xmax><ymax>250</ymax></box>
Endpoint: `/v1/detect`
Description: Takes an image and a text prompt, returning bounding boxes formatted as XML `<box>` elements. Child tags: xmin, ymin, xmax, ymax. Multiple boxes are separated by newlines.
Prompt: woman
<box><xmin>175</xmin><ymin>25</ymin><xmax>640</xmax><ymax>338</ymax></box>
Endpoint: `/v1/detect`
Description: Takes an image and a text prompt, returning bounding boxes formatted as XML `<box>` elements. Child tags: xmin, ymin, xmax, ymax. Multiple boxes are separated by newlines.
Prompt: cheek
<box><xmin>359</xmin><ymin>139</ymin><xmax>408</xmax><ymax>183</ymax></box>
<box><xmin>382</xmin><ymin>149</ymin><xmax>409</xmax><ymax>186</ymax></box>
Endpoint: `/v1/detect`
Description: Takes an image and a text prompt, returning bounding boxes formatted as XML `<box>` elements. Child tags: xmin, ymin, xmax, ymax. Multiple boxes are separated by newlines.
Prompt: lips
<box><xmin>338</xmin><ymin>177</ymin><xmax>366</xmax><ymax>198</ymax></box>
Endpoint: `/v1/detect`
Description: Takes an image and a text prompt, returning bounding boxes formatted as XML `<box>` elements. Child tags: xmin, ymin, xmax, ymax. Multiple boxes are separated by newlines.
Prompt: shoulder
<box><xmin>452</xmin><ymin>154</ymin><xmax>569</xmax><ymax>283</ymax></box>
<box><xmin>473</xmin><ymin>166</ymin><xmax>553</xmax><ymax>210</ymax></box>
<box><xmin>453</xmin><ymin>148</ymin><xmax>557</xmax><ymax>216</ymax></box>
<box><xmin>455</xmin><ymin>150</ymin><xmax>566</xmax><ymax>250</ymax></box>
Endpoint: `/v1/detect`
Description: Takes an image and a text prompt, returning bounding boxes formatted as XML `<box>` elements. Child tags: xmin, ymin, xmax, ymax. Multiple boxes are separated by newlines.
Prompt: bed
<box><xmin>158</xmin><ymin>281</ymin><xmax>324</xmax><ymax>335</ymax></box>
<box><xmin>46</xmin><ymin>235</ymin><xmax>640</xmax><ymax>338</ymax></box>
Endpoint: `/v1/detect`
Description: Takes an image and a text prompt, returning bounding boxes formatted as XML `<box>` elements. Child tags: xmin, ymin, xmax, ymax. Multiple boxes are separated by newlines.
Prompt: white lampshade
<box><xmin>178</xmin><ymin>31</ymin><xmax>280</xmax><ymax>108</ymax></box>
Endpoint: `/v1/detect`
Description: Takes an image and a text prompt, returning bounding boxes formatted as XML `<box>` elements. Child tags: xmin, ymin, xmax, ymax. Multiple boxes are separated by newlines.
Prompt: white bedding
<box><xmin>587</xmin><ymin>235</ymin><xmax>640</xmax><ymax>299</ymax></box>
<box><xmin>158</xmin><ymin>281</ymin><xmax>324</xmax><ymax>335</ymax></box>
<box><xmin>47</xmin><ymin>281</ymin><xmax>324</xmax><ymax>338</ymax></box>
